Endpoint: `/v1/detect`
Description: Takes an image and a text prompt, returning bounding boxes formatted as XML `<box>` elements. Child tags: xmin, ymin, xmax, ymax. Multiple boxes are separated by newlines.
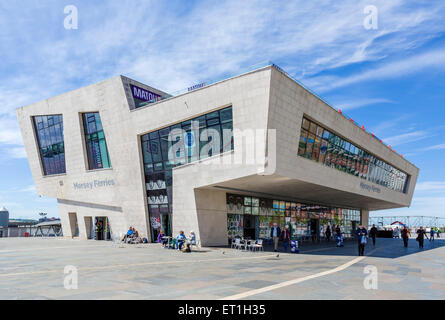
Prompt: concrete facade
<box><xmin>16</xmin><ymin>66</ymin><xmax>418</xmax><ymax>246</ymax></box>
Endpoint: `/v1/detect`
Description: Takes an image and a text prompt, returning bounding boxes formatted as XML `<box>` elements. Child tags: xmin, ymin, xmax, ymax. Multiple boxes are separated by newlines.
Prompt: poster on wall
<box><xmin>150</xmin><ymin>216</ymin><xmax>161</xmax><ymax>230</ymax></box>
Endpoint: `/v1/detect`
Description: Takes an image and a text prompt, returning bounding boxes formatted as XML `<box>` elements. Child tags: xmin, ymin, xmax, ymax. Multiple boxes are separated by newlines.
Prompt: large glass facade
<box><xmin>82</xmin><ymin>113</ymin><xmax>111</xmax><ymax>170</ymax></box>
<box><xmin>141</xmin><ymin>106</ymin><xmax>233</xmax><ymax>242</ymax></box>
<box><xmin>227</xmin><ymin>193</ymin><xmax>361</xmax><ymax>242</ymax></box>
<box><xmin>33</xmin><ymin>115</ymin><xmax>66</xmax><ymax>175</ymax></box>
<box><xmin>298</xmin><ymin>117</ymin><xmax>408</xmax><ymax>193</ymax></box>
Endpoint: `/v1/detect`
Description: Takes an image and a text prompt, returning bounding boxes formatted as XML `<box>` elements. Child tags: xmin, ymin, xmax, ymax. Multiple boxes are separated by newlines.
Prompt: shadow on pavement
<box><xmin>218</xmin><ymin>238</ymin><xmax>445</xmax><ymax>259</ymax></box>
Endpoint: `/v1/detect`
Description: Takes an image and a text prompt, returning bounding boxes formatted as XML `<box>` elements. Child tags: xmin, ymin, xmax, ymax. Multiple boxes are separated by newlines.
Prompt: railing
<box><xmin>137</xmin><ymin>61</ymin><xmax>405</xmax><ymax>159</ymax></box>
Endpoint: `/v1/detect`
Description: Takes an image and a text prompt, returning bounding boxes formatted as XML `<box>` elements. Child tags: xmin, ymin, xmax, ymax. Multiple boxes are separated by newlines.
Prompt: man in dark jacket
<box><xmin>355</xmin><ymin>225</ymin><xmax>368</xmax><ymax>256</ymax></box>
<box><xmin>401</xmin><ymin>226</ymin><xmax>410</xmax><ymax>248</ymax></box>
<box><xmin>270</xmin><ymin>223</ymin><xmax>281</xmax><ymax>252</ymax></box>
<box><xmin>280</xmin><ymin>226</ymin><xmax>291</xmax><ymax>252</ymax></box>
<box><xmin>325</xmin><ymin>226</ymin><xmax>332</xmax><ymax>242</ymax></box>
<box><xmin>416</xmin><ymin>226</ymin><xmax>428</xmax><ymax>249</ymax></box>
<box><xmin>335</xmin><ymin>225</ymin><xmax>341</xmax><ymax>237</ymax></box>
<box><xmin>369</xmin><ymin>224</ymin><xmax>378</xmax><ymax>246</ymax></box>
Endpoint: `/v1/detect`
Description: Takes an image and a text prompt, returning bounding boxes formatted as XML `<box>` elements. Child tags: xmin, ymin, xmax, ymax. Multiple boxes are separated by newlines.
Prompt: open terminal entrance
<box><xmin>310</xmin><ymin>218</ymin><xmax>320</xmax><ymax>243</ymax></box>
<box><xmin>95</xmin><ymin>217</ymin><xmax>111</xmax><ymax>241</ymax></box>
<box><xmin>243</xmin><ymin>215</ymin><xmax>256</xmax><ymax>240</ymax></box>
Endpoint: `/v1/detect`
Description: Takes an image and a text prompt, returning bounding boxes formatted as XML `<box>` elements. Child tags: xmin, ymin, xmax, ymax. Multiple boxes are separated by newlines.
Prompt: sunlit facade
<box><xmin>17</xmin><ymin>65</ymin><xmax>418</xmax><ymax>246</ymax></box>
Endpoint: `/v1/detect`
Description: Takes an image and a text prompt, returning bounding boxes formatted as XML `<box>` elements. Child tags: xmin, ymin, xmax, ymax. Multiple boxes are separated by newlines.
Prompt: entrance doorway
<box><xmin>84</xmin><ymin>217</ymin><xmax>93</xmax><ymax>239</ymax></box>
<box><xmin>310</xmin><ymin>219</ymin><xmax>320</xmax><ymax>243</ymax></box>
<box><xmin>243</xmin><ymin>215</ymin><xmax>256</xmax><ymax>239</ymax></box>
<box><xmin>68</xmin><ymin>212</ymin><xmax>79</xmax><ymax>238</ymax></box>
<box><xmin>95</xmin><ymin>217</ymin><xmax>110</xmax><ymax>241</ymax></box>
<box><xmin>351</xmin><ymin>221</ymin><xmax>357</xmax><ymax>236</ymax></box>
<box><xmin>160</xmin><ymin>214</ymin><xmax>171</xmax><ymax>237</ymax></box>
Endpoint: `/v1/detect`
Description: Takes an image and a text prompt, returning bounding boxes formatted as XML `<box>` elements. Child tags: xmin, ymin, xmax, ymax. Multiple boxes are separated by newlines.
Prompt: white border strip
<box><xmin>220</xmin><ymin>256</ymin><xmax>365</xmax><ymax>300</ymax></box>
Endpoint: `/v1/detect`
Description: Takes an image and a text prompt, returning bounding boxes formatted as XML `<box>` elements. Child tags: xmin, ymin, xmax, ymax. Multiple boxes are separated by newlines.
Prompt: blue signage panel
<box><xmin>130</xmin><ymin>84</ymin><xmax>161</xmax><ymax>107</ymax></box>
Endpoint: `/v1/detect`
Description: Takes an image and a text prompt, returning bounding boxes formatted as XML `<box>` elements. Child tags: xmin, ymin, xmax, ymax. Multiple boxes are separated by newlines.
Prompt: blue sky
<box><xmin>1</xmin><ymin>0</ymin><xmax>445</xmax><ymax>219</ymax></box>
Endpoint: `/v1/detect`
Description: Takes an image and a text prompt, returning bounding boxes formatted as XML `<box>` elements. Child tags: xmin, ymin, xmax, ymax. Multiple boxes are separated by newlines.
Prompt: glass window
<box><xmin>309</xmin><ymin>122</ymin><xmax>317</xmax><ymax>134</ymax></box>
<box><xmin>319</xmin><ymin>139</ymin><xmax>328</xmax><ymax>164</ymax></box>
<box><xmin>33</xmin><ymin>115</ymin><xmax>66</xmax><ymax>175</ymax></box>
<box><xmin>220</xmin><ymin>107</ymin><xmax>233</xmax><ymax>123</ymax></box>
<box><xmin>312</xmin><ymin>136</ymin><xmax>321</xmax><ymax>161</ymax></box>
<box><xmin>82</xmin><ymin>112</ymin><xmax>111</xmax><ymax>170</ymax></box>
<box><xmin>298</xmin><ymin>129</ymin><xmax>308</xmax><ymax>156</ymax></box>
<box><xmin>302</xmin><ymin>118</ymin><xmax>310</xmax><ymax>130</ymax></box>
<box><xmin>298</xmin><ymin>117</ymin><xmax>409</xmax><ymax>193</ymax></box>
<box><xmin>140</xmin><ymin>106</ymin><xmax>233</xmax><ymax>241</ymax></box>
<box><xmin>305</xmin><ymin>134</ymin><xmax>315</xmax><ymax>159</ymax></box>
<box><xmin>322</xmin><ymin>130</ymin><xmax>330</xmax><ymax>140</ymax></box>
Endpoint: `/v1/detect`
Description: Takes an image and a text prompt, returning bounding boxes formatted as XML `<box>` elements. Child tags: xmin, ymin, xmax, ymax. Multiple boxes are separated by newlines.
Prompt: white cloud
<box><xmin>335</xmin><ymin>98</ymin><xmax>394</xmax><ymax>111</ymax></box>
<box><xmin>307</xmin><ymin>47</ymin><xmax>445</xmax><ymax>92</ymax></box>
<box><xmin>382</xmin><ymin>130</ymin><xmax>431</xmax><ymax>147</ymax></box>
<box><xmin>6</xmin><ymin>147</ymin><xmax>27</xmax><ymax>159</ymax></box>
<box><xmin>424</xmin><ymin>143</ymin><xmax>445</xmax><ymax>151</ymax></box>
<box><xmin>415</xmin><ymin>181</ymin><xmax>445</xmax><ymax>193</ymax></box>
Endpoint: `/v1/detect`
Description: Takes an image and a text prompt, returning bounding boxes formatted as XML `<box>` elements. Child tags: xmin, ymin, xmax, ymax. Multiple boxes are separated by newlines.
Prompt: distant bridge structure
<box><xmin>369</xmin><ymin>216</ymin><xmax>445</xmax><ymax>229</ymax></box>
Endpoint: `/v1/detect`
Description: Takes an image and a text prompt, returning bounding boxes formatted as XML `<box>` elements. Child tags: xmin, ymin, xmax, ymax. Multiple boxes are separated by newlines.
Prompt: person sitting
<box><xmin>157</xmin><ymin>230</ymin><xmax>169</xmax><ymax>247</ymax></box>
<box><xmin>176</xmin><ymin>230</ymin><xmax>187</xmax><ymax>250</ymax></box>
<box><xmin>122</xmin><ymin>227</ymin><xmax>134</xmax><ymax>242</ymax></box>
<box><xmin>189</xmin><ymin>231</ymin><xmax>197</xmax><ymax>246</ymax></box>
<box><xmin>131</xmin><ymin>228</ymin><xmax>142</xmax><ymax>244</ymax></box>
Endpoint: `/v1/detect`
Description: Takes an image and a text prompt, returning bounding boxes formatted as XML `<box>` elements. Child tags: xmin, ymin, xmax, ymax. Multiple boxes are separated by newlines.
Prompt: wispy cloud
<box><xmin>307</xmin><ymin>47</ymin><xmax>445</xmax><ymax>92</ymax></box>
<box><xmin>415</xmin><ymin>181</ymin><xmax>445</xmax><ymax>192</ymax></box>
<box><xmin>6</xmin><ymin>147</ymin><xmax>27</xmax><ymax>159</ymax></box>
<box><xmin>335</xmin><ymin>98</ymin><xmax>395</xmax><ymax>111</ymax></box>
<box><xmin>382</xmin><ymin>130</ymin><xmax>432</xmax><ymax>147</ymax></box>
<box><xmin>424</xmin><ymin>143</ymin><xmax>445</xmax><ymax>151</ymax></box>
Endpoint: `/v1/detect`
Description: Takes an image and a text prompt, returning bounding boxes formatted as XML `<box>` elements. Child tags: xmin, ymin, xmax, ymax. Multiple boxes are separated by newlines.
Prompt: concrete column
<box><xmin>194</xmin><ymin>189</ymin><xmax>228</xmax><ymax>247</ymax></box>
<box><xmin>361</xmin><ymin>209</ymin><xmax>370</xmax><ymax>228</ymax></box>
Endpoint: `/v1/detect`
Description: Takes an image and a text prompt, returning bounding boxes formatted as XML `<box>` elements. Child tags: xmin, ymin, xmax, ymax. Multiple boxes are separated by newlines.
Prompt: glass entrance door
<box><xmin>243</xmin><ymin>215</ymin><xmax>256</xmax><ymax>240</ymax></box>
<box><xmin>160</xmin><ymin>214</ymin><xmax>171</xmax><ymax>237</ymax></box>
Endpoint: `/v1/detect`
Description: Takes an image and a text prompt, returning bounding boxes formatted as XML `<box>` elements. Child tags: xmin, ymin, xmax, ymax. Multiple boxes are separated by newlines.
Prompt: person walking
<box><xmin>437</xmin><ymin>228</ymin><xmax>441</xmax><ymax>238</ymax></box>
<box><xmin>325</xmin><ymin>226</ymin><xmax>332</xmax><ymax>242</ymax></box>
<box><xmin>369</xmin><ymin>224</ymin><xmax>378</xmax><ymax>246</ymax></box>
<box><xmin>280</xmin><ymin>226</ymin><xmax>291</xmax><ymax>252</ymax></box>
<box><xmin>393</xmin><ymin>227</ymin><xmax>400</xmax><ymax>239</ymax></box>
<box><xmin>95</xmin><ymin>221</ymin><xmax>103</xmax><ymax>241</ymax></box>
<box><xmin>270</xmin><ymin>223</ymin><xmax>281</xmax><ymax>252</ymax></box>
<box><xmin>416</xmin><ymin>226</ymin><xmax>428</xmax><ymax>249</ymax></box>
<box><xmin>429</xmin><ymin>228</ymin><xmax>435</xmax><ymax>242</ymax></box>
<box><xmin>335</xmin><ymin>225</ymin><xmax>341</xmax><ymax>237</ymax></box>
<box><xmin>355</xmin><ymin>225</ymin><xmax>368</xmax><ymax>256</ymax></box>
<box><xmin>401</xmin><ymin>226</ymin><xmax>410</xmax><ymax>248</ymax></box>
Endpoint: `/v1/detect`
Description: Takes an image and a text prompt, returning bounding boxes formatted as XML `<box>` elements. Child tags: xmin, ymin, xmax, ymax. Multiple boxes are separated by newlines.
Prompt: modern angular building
<box><xmin>16</xmin><ymin>64</ymin><xmax>419</xmax><ymax>246</ymax></box>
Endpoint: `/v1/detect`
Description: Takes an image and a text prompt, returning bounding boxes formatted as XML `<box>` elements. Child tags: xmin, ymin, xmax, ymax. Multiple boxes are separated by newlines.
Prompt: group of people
<box><xmin>157</xmin><ymin>229</ymin><xmax>197</xmax><ymax>252</ymax></box>
<box><xmin>122</xmin><ymin>227</ymin><xmax>143</xmax><ymax>244</ymax></box>
<box><xmin>269</xmin><ymin>223</ymin><xmax>347</xmax><ymax>252</ymax></box>
<box><xmin>324</xmin><ymin>225</ymin><xmax>343</xmax><ymax>241</ymax></box>
<box><xmin>356</xmin><ymin>224</ymin><xmax>440</xmax><ymax>256</ymax></box>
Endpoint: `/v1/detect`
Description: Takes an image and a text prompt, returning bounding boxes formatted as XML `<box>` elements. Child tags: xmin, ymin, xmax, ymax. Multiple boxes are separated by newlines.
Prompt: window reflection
<box><xmin>298</xmin><ymin>117</ymin><xmax>408</xmax><ymax>193</ymax></box>
<box><xmin>141</xmin><ymin>106</ymin><xmax>234</xmax><ymax>242</ymax></box>
<box><xmin>82</xmin><ymin>113</ymin><xmax>111</xmax><ymax>170</ymax></box>
<box><xmin>33</xmin><ymin>115</ymin><xmax>66</xmax><ymax>175</ymax></box>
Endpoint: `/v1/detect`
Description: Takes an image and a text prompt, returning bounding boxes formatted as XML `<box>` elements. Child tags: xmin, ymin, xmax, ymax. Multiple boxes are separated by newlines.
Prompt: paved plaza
<box><xmin>0</xmin><ymin>237</ymin><xmax>444</xmax><ymax>300</ymax></box>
